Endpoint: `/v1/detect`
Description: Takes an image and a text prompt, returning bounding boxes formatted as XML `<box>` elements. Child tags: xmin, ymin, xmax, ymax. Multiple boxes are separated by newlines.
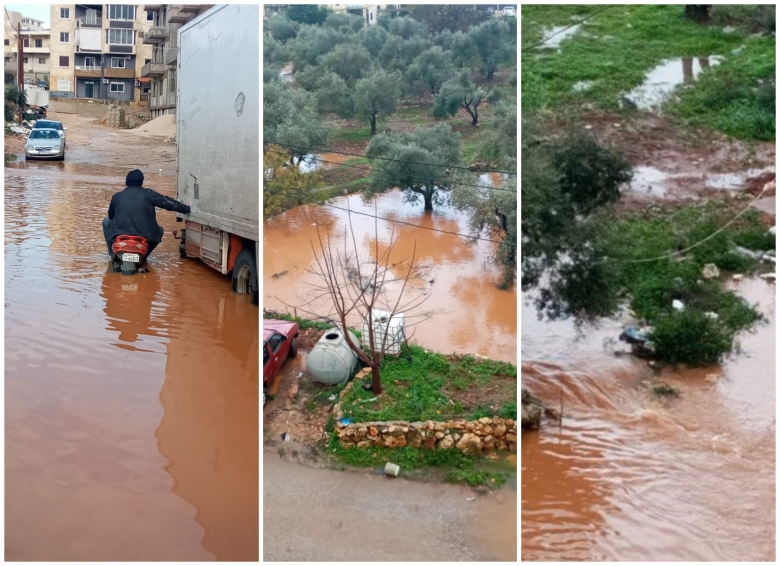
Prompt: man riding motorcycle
<box><xmin>103</xmin><ymin>169</ymin><xmax>191</xmax><ymax>263</ymax></box>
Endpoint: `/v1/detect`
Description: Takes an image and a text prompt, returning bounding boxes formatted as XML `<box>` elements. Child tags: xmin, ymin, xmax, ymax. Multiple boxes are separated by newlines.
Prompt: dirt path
<box><xmin>263</xmin><ymin>452</ymin><xmax>516</xmax><ymax>562</ymax></box>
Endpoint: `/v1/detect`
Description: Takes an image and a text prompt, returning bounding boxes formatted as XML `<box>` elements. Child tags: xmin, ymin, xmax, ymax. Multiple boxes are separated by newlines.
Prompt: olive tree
<box><xmin>406</xmin><ymin>46</ymin><xmax>454</xmax><ymax>95</ymax></box>
<box><xmin>432</xmin><ymin>70</ymin><xmax>499</xmax><ymax>126</ymax></box>
<box><xmin>353</xmin><ymin>68</ymin><xmax>403</xmax><ymax>136</ymax></box>
<box><xmin>358</xmin><ymin>23</ymin><xmax>389</xmax><ymax>58</ymax></box>
<box><xmin>266</xmin><ymin>15</ymin><xmax>298</xmax><ymax>44</ymax></box>
<box><xmin>319</xmin><ymin>43</ymin><xmax>373</xmax><ymax>83</ymax></box>
<box><xmin>263</xmin><ymin>82</ymin><xmax>328</xmax><ymax>164</ymax></box>
<box><xmin>364</xmin><ymin>124</ymin><xmax>461</xmax><ymax>211</ymax></box>
<box><xmin>468</xmin><ymin>18</ymin><xmax>511</xmax><ymax>79</ymax></box>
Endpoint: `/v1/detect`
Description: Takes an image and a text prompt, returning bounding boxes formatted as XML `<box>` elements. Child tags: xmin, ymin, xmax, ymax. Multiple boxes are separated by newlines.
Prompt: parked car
<box><xmin>503</xmin><ymin>6</ymin><xmax>516</xmax><ymax>17</ymax></box>
<box><xmin>31</xmin><ymin>119</ymin><xmax>66</xmax><ymax>146</ymax></box>
<box><xmin>25</xmin><ymin>129</ymin><xmax>65</xmax><ymax>161</ymax></box>
<box><xmin>263</xmin><ymin>319</ymin><xmax>299</xmax><ymax>407</ymax></box>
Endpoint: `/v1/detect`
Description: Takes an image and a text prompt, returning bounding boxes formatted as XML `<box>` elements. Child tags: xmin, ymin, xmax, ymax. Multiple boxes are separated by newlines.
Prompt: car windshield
<box><xmin>29</xmin><ymin>130</ymin><xmax>61</xmax><ymax>140</ymax></box>
<box><xmin>34</xmin><ymin>121</ymin><xmax>62</xmax><ymax>131</ymax></box>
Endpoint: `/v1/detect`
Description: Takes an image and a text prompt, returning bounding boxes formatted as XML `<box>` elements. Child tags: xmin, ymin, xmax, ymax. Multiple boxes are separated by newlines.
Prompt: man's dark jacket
<box><xmin>107</xmin><ymin>170</ymin><xmax>190</xmax><ymax>244</ymax></box>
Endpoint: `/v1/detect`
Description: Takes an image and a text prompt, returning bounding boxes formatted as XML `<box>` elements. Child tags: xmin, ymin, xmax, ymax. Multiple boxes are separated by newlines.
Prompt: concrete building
<box><xmin>48</xmin><ymin>4</ymin><xmax>152</xmax><ymax>102</ymax></box>
<box><xmin>142</xmin><ymin>5</ymin><xmax>214</xmax><ymax>118</ymax></box>
<box><xmin>329</xmin><ymin>4</ymin><xmax>382</xmax><ymax>26</ymax></box>
<box><xmin>4</xmin><ymin>10</ymin><xmax>49</xmax><ymax>86</ymax></box>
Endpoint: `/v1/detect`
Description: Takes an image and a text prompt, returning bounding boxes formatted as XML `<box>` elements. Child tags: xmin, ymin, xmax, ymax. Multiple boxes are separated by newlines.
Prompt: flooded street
<box><xmin>4</xmin><ymin>114</ymin><xmax>258</xmax><ymax>561</ymax></box>
<box><xmin>263</xmin><ymin>190</ymin><xmax>517</xmax><ymax>363</ymax></box>
<box><xmin>521</xmin><ymin>278</ymin><xmax>775</xmax><ymax>561</ymax></box>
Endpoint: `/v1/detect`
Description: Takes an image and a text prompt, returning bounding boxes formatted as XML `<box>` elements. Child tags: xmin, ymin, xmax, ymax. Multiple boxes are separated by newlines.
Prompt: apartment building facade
<box><xmin>4</xmin><ymin>11</ymin><xmax>49</xmax><ymax>86</ymax></box>
<box><xmin>49</xmin><ymin>4</ymin><xmax>152</xmax><ymax>102</ymax></box>
<box><xmin>142</xmin><ymin>5</ymin><xmax>214</xmax><ymax>118</ymax></box>
<box><xmin>329</xmin><ymin>4</ymin><xmax>382</xmax><ymax>26</ymax></box>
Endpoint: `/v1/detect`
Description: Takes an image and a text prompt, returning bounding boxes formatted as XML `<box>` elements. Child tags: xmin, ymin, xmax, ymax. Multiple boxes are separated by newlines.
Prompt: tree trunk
<box><xmin>487</xmin><ymin>66</ymin><xmax>495</xmax><ymax>80</ymax></box>
<box><xmin>370</xmin><ymin>364</ymin><xmax>382</xmax><ymax>395</ymax></box>
<box><xmin>423</xmin><ymin>192</ymin><xmax>433</xmax><ymax>211</ymax></box>
<box><xmin>370</xmin><ymin>114</ymin><xmax>377</xmax><ymax>136</ymax></box>
<box><xmin>463</xmin><ymin>102</ymin><xmax>479</xmax><ymax>126</ymax></box>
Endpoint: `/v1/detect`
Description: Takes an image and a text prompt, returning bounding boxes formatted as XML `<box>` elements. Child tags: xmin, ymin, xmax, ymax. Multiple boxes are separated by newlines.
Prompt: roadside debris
<box><xmin>281</xmin><ymin>433</ymin><xmax>291</xmax><ymax>442</ymax></box>
<box><xmin>702</xmin><ymin>263</ymin><xmax>720</xmax><ymax>279</ymax></box>
<box><xmin>384</xmin><ymin>462</ymin><xmax>401</xmax><ymax>477</ymax></box>
<box><xmin>672</xmin><ymin>299</ymin><xmax>685</xmax><ymax>311</ymax></box>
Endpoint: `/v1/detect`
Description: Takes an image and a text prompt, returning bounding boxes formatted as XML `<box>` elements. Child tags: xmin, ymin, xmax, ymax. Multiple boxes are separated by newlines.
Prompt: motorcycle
<box><xmin>110</xmin><ymin>235</ymin><xmax>149</xmax><ymax>275</ymax></box>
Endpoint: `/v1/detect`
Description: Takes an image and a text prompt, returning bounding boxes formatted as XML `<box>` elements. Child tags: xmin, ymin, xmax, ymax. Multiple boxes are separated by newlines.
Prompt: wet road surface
<box><xmin>264</xmin><ymin>190</ymin><xmax>517</xmax><ymax>364</ymax></box>
<box><xmin>4</xmin><ymin>114</ymin><xmax>258</xmax><ymax>560</ymax></box>
<box><xmin>263</xmin><ymin>451</ymin><xmax>516</xmax><ymax>561</ymax></box>
<box><xmin>522</xmin><ymin>278</ymin><xmax>775</xmax><ymax>561</ymax></box>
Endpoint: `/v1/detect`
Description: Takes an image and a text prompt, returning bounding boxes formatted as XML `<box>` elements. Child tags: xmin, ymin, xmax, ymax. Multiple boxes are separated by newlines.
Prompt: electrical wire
<box><xmin>264</xmin><ymin>139</ymin><xmax>517</xmax><ymax>176</ymax></box>
<box><xmin>320</xmin><ymin>203</ymin><xmax>505</xmax><ymax>244</ymax></box>
<box><xmin>264</xmin><ymin>146</ymin><xmax>516</xmax><ymax>193</ymax></box>
<box><xmin>521</xmin><ymin>5</ymin><xmax>613</xmax><ymax>51</ymax></box>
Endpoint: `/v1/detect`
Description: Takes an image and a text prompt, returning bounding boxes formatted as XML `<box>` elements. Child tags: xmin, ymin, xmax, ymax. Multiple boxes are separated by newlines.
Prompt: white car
<box><xmin>25</xmin><ymin>128</ymin><xmax>65</xmax><ymax>161</ymax></box>
<box><xmin>503</xmin><ymin>7</ymin><xmax>516</xmax><ymax>17</ymax></box>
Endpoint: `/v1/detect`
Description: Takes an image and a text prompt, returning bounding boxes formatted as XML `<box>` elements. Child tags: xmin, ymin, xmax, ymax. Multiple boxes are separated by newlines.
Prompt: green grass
<box><xmin>327</xmin><ymin>433</ymin><xmax>510</xmax><ymax>488</ymax></box>
<box><xmin>338</xmin><ymin>345</ymin><xmax>516</xmax><ymax>422</ymax></box>
<box><xmin>262</xmin><ymin>311</ymin><xmax>333</xmax><ymax>331</ymax></box>
<box><xmin>522</xmin><ymin>4</ymin><xmax>775</xmax><ymax>140</ymax></box>
<box><xmin>4</xmin><ymin>153</ymin><xmax>17</xmax><ymax>163</ymax></box>
<box><xmin>330</xmin><ymin>124</ymin><xmax>372</xmax><ymax>143</ymax></box>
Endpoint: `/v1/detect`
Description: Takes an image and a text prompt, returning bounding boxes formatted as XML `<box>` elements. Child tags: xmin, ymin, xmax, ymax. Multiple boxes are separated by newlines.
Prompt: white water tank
<box><xmin>308</xmin><ymin>327</ymin><xmax>360</xmax><ymax>385</ymax></box>
<box><xmin>361</xmin><ymin>310</ymin><xmax>406</xmax><ymax>356</ymax></box>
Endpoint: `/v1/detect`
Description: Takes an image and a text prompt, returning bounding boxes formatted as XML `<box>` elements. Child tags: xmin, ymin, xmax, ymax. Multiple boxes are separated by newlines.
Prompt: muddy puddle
<box><xmin>625</xmin><ymin>56</ymin><xmax>722</xmax><ymax>111</ymax></box>
<box><xmin>4</xmin><ymin>162</ymin><xmax>258</xmax><ymax>560</ymax></box>
<box><xmin>264</xmin><ymin>190</ymin><xmax>517</xmax><ymax>363</ymax></box>
<box><xmin>522</xmin><ymin>277</ymin><xmax>775</xmax><ymax>561</ymax></box>
<box><xmin>298</xmin><ymin>152</ymin><xmax>353</xmax><ymax>173</ymax></box>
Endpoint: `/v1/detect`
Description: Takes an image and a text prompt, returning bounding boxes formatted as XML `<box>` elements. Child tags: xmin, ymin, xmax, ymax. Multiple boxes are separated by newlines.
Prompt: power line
<box><xmin>320</xmin><ymin>203</ymin><xmax>505</xmax><ymax>244</ymax></box>
<box><xmin>264</xmin><ymin>139</ymin><xmax>517</xmax><ymax>176</ymax></box>
<box><xmin>265</xmin><ymin>146</ymin><xmax>516</xmax><ymax>193</ymax></box>
<box><xmin>521</xmin><ymin>5</ymin><xmax>613</xmax><ymax>51</ymax></box>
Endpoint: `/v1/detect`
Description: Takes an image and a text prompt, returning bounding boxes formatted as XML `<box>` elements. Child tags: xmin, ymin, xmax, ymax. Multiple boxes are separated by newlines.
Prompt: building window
<box><xmin>23</xmin><ymin>39</ymin><xmax>29</xmax><ymax>47</ymax></box>
<box><xmin>60</xmin><ymin>32</ymin><xmax>70</xmax><ymax>43</ymax></box>
<box><xmin>58</xmin><ymin>79</ymin><xmax>70</xmax><ymax>91</ymax></box>
<box><xmin>111</xmin><ymin>57</ymin><xmax>126</xmax><ymax>69</ymax></box>
<box><xmin>110</xmin><ymin>82</ymin><xmax>125</xmax><ymax>93</ymax></box>
<box><xmin>3</xmin><ymin>39</ymin><xmax>8</xmax><ymax>46</ymax></box>
<box><xmin>39</xmin><ymin>57</ymin><xmax>46</xmax><ymax>64</ymax></box>
<box><xmin>145</xmin><ymin>58</ymin><xmax>151</xmax><ymax>65</ymax></box>
<box><xmin>59</xmin><ymin>56</ymin><xmax>69</xmax><ymax>67</ymax></box>
<box><xmin>108</xmin><ymin>5</ymin><xmax>135</xmax><ymax>21</ymax></box>
<box><xmin>107</xmin><ymin>29</ymin><xmax>135</xmax><ymax>45</ymax></box>
<box><xmin>23</xmin><ymin>57</ymin><xmax>28</xmax><ymax>64</ymax></box>
<box><xmin>35</xmin><ymin>38</ymin><xmax>42</xmax><ymax>48</ymax></box>
<box><xmin>147</xmin><ymin>10</ymin><xmax>154</xmax><ymax>21</ymax></box>
<box><xmin>84</xmin><ymin>56</ymin><xmax>96</xmax><ymax>69</ymax></box>
<box><xmin>60</xmin><ymin>8</ymin><xmax>70</xmax><ymax>19</ymax></box>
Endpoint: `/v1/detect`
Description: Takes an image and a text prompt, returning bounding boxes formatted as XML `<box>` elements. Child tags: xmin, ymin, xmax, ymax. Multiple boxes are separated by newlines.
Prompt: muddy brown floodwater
<box><xmin>522</xmin><ymin>278</ymin><xmax>775</xmax><ymax>561</ymax></box>
<box><xmin>264</xmin><ymin>190</ymin><xmax>517</xmax><ymax>363</ymax></box>
<box><xmin>4</xmin><ymin>114</ymin><xmax>258</xmax><ymax>561</ymax></box>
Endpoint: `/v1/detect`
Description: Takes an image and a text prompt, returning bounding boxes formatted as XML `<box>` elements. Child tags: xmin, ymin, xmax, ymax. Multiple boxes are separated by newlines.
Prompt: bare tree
<box><xmin>293</xmin><ymin>213</ymin><xmax>432</xmax><ymax>395</ymax></box>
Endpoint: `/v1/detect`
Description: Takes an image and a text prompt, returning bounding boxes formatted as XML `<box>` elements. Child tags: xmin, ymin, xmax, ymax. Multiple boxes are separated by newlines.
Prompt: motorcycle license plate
<box><xmin>122</xmin><ymin>253</ymin><xmax>140</xmax><ymax>263</ymax></box>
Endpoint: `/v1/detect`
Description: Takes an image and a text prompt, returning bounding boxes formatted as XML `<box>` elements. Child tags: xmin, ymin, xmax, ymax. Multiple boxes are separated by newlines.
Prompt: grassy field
<box><xmin>522</xmin><ymin>4</ymin><xmax>775</xmax><ymax>139</ymax></box>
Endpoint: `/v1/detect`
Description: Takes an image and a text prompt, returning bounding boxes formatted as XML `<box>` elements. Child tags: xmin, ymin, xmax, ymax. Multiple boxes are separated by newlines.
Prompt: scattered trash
<box><xmin>701</xmin><ymin>263</ymin><xmax>720</xmax><ymax>279</ymax></box>
<box><xmin>361</xmin><ymin>382</ymin><xmax>373</xmax><ymax>392</ymax></box>
<box><xmin>620</xmin><ymin>326</ymin><xmax>651</xmax><ymax>345</ymax></box>
<box><xmin>672</xmin><ymin>299</ymin><xmax>685</xmax><ymax>311</ymax></box>
<box><xmin>732</xmin><ymin>273</ymin><xmax>744</xmax><ymax>282</ymax></box>
<box><xmin>704</xmin><ymin>311</ymin><xmax>719</xmax><ymax>320</ymax></box>
<box><xmin>328</xmin><ymin>394</ymin><xmax>337</xmax><ymax>401</ymax></box>
<box><xmin>297</xmin><ymin>372</ymin><xmax>303</xmax><ymax>378</ymax></box>
<box><xmin>733</xmin><ymin>245</ymin><xmax>760</xmax><ymax>259</ymax></box>
<box><xmin>759</xmin><ymin>272</ymin><xmax>776</xmax><ymax>282</ymax></box>
<box><xmin>281</xmin><ymin>433</ymin><xmax>291</xmax><ymax>442</ymax></box>
<box><xmin>384</xmin><ymin>462</ymin><xmax>401</xmax><ymax>477</ymax></box>
<box><xmin>466</xmin><ymin>496</ymin><xmax>476</xmax><ymax>502</ymax></box>
<box><xmin>339</xmin><ymin>418</ymin><xmax>352</xmax><ymax>426</ymax></box>
<box><xmin>359</xmin><ymin>397</ymin><xmax>378</xmax><ymax>403</ymax></box>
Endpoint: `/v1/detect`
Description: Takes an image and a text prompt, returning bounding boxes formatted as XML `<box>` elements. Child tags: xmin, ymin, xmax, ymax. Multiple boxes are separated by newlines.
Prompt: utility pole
<box><xmin>17</xmin><ymin>22</ymin><xmax>25</xmax><ymax>122</ymax></box>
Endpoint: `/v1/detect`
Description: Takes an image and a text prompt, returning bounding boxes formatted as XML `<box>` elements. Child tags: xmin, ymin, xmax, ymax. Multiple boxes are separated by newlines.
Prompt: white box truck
<box><xmin>174</xmin><ymin>4</ymin><xmax>259</xmax><ymax>303</ymax></box>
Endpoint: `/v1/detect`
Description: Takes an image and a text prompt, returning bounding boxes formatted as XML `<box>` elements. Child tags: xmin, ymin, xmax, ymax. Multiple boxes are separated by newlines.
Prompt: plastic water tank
<box><xmin>308</xmin><ymin>328</ymin><xmax>360</xmax><ymax>385</ymax></box>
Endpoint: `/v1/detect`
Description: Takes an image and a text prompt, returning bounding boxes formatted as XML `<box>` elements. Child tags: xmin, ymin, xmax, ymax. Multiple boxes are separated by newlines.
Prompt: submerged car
<box><xmin>263</xmin><ymin>319</ymin><xmax>299</xmax><ymax>407</ymax></box>
<box><xmin>31</xmin><ymin>119</ymin><xmax>66</xmax><ymax>146</ymax></box>
<box><xmin>25</xmin><ymin>129</ymin><xmax>65</xmax><ymax>161</ymax></box>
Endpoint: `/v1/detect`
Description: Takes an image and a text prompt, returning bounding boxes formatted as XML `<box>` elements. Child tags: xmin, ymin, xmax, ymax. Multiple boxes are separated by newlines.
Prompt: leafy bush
<box><xmin>651</xmin><ymin>309</ymin><xmax>736</xmax><ymax>366</ymax></box>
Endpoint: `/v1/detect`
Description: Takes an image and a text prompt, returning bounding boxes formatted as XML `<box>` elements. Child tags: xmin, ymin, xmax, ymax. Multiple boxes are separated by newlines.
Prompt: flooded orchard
<box><xmin>521</xmin><ymin>278</ymin><xmax>775</xmax><ymax>561</ymax></box>
<box><xmin>263</xmin><ymin>189</ymin><xmax>517</xmax><ymax>364</ymax></box>
<box><xmin>4</xmin><ymin>116</ymin><xmax>258</xmax><ymax>561</ymax></box>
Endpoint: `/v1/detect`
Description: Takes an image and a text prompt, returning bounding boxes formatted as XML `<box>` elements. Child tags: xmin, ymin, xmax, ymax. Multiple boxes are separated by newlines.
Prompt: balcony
<box><xmin>164</xmin><ymin>47</ymin><xmax>178</xmax><ymax>65</ymax></box>
<box><xmin>141</xmin><ymin>61</ymin><xmax>167</xmax><ymax>78</ymax></box>
<box><xmin>76</xmin><ymin>16</ymin><xmax>102</xmax><ymax>28</ymax></box>
<box><xmin>23</xmin><ymin>44</ymin><xmax>49</xmax><ymax>54</ymax></box>
<box><xmin>169</xmin><ymin>9</ymin><xmax>191</xmax><ymax>24</ymax></box>
<box><xmin>144</xmin><ymin>5</ymin><xmax>162</xmax><ymax>12</ymax></box>
<box><xmin>178</xmin><ymin>5</ymin><xmax>202</xmax><ymax>13</ymax></box>
<box><xmin>74</xmin><ymin>65</ymin><xmax>101</xmax><ymax>78</ymax></box>
<box><xmin>143</xmin><ymin>27</ymin><xmax>167</xmax><ymax>44</ymax></box>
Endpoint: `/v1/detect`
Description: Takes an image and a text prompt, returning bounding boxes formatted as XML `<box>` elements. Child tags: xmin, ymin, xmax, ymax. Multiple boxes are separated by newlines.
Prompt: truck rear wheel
<box><xmin>232</xmin><ymin>247</ymin><xmax>258</xmax><ymax>304</ymax></box>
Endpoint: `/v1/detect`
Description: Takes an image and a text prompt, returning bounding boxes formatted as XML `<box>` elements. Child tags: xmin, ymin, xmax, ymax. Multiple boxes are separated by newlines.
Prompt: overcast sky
<box><xmin>5</xmin><ymin>5</ymin><xmax>51</xmax><ymax>25</ymax></box>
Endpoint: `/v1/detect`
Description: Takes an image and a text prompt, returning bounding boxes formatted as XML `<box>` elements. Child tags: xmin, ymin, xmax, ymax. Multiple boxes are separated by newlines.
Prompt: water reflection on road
<box><xmin>4</xmin><ymin>158</ymin><xmax>258</xmax><ymax>560</ymax></box>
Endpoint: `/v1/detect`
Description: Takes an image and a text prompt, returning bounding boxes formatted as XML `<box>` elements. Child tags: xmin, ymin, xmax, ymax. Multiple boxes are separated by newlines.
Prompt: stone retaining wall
<box><xmin>334</xmin><ymin>370</ymin><xmax>517</xmax><ymax>454</ymax></box>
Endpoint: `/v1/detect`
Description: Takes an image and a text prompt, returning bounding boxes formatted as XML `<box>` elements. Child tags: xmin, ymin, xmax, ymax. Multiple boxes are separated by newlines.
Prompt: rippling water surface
<box><xmin>4</xmin><ymin>161</ymin><xmax>258</xmax><ymax>561</ymax></box>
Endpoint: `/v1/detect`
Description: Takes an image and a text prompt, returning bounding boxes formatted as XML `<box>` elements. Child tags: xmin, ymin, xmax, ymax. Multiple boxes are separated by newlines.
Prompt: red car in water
<box><xmin>263</xmin><ymin>319</ymin><xmax>299</xmax><ymax>407</ymax></box>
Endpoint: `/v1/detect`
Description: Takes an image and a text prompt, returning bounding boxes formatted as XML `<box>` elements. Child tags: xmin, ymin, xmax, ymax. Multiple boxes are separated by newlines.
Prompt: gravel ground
<box><xmin>263</xmin><ymin>451</ymin><xmax>516</xmax><ymax>562</ymax></box>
